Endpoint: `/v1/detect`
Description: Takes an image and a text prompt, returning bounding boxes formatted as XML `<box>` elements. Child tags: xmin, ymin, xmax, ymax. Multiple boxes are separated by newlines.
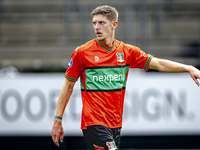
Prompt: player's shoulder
<box><xmin>124</xmin><ymin>43</ymin><xmax>139</xmax><ymax>49</ymax></box>
<box><xmin>118</xmin><ymin>41</ymin><xmax>141</xmax><ymax>52</ymax></box>
<box><xmin>76</xmin><ymin>39</ymin><xmax>96</xmax><ymax>52</ymax></box>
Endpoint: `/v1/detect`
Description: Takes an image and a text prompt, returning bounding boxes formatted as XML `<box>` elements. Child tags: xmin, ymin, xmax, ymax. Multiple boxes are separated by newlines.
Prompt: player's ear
<box><xmin>112</xmin><ymin>21</ymin><xmax>118</xmax><ymax>30</ymax></box>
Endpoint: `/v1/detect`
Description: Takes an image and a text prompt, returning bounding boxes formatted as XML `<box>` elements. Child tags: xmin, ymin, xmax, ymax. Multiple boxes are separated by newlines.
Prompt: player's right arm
<box><xmin>149</xmin><ymin>57</ymin><xmax>200</xmax><ymax>86</ymax></box>
<box><xmin>51</xmin><ymin>78</ymin><xmax>75</xmax><ymax>147</ymax></box>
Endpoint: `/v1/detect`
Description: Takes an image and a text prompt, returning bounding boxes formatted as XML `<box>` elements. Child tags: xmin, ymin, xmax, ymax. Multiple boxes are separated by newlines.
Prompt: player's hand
<box><xmin>188</xmin><ymin>66</ymin><xmax>200</xmax><ymax>86</ymax></box>
<box><xmin>51</xmin><ymin>119</ymin><xmax>64</xmax><ymax>147</ymax></box>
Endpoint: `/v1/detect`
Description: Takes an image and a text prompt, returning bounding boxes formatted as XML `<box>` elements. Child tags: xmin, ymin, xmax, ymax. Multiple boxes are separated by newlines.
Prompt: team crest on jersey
<box><xmin>116</xmin><ymin>52</ymin><xmax>124</xmax><ymax>62</ymax></box>
<box><xmin>106</xmin><ymin>141</ymin><xmax>117</xmax><ymax>150</ymax></box>
<box><xmin>67</xmin><ymin>58</ymin><xmax>73</xmax><ymax>68</ymax></box>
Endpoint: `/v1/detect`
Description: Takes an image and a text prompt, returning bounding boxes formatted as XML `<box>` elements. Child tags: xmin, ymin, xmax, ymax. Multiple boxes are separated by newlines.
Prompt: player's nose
<box><xmin>94</xmin><ymin>23</ymin><xmax>100</xmax><ymax>30</ymax></box>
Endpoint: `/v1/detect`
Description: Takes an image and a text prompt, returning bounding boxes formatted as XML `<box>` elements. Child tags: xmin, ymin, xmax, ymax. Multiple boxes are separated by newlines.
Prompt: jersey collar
<box><xmin>96</xmin><ymin>38</ymin><xmax>115</xmax><ymax>53</ymax></box>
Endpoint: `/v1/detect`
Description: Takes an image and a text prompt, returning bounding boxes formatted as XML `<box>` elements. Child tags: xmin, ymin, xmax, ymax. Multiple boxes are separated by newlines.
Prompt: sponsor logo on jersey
<box><xmin>106</xmin><ymin>141</ymin><xmax>117</xmax><ymax>150</ymax></box>
<box><xmin>116</xmin><ymin>52</ymin><xmax>124</xmax><ymax>62</ymax></box>
<box><xmin>92</xmin><ymin>73</ymin><xmax>125</xmax><ymax>83</ymax></box>
<box><xmin>67</xmin><ymin>58</ymin><xmax>73</xmax><ymax>68</ymax></box>
<box><xmin>85</xmin><ymin>66</ymin><xmax>129</xmax><ymax>91</ymax></box>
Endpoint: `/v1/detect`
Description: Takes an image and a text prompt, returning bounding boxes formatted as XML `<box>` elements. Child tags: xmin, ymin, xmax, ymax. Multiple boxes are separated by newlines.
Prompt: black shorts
<box><xmin>82</xmin><ymin>125</ymin><xmax>121</xmax><ymax>150</ymax></box>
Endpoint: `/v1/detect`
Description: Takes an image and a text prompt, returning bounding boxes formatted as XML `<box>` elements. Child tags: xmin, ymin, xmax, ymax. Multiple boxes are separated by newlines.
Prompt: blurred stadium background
<box><xmin>1</xmin><ymin>0</ymin><xmax>200</xmax><ymax>149</ymax></box>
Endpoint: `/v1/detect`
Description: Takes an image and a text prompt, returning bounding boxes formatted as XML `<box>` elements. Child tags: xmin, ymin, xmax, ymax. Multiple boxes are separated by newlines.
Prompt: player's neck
<box><xmin>102</xmin><ymin>33</ymin><xmax>115</xmax><ymax>47</ymax></box>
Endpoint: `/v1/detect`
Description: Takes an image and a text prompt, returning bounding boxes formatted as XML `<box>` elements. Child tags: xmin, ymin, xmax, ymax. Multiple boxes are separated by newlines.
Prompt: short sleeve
<box><xmin>128</xmin><ymin>46</ymin><xmax>153</xmax><ymax>70</ymax></box>
<box><xmin>64</xmin><ymin>47</ymin><xmax>84</xmax><ymax>82</ymax></box>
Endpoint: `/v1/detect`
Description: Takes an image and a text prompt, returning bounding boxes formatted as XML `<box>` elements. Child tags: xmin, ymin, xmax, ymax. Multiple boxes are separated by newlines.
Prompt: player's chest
<box><xmin>83</xmin><ymin>50</ymin><xmax>126</xmax><ymax>67</ymax></box>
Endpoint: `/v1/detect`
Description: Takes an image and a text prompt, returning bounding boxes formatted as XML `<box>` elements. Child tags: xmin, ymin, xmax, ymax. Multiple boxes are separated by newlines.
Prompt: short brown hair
<box><xmin>91</xmin><ymin>5</ymin><xmax>118</xmax><ymax>22</ymax></box>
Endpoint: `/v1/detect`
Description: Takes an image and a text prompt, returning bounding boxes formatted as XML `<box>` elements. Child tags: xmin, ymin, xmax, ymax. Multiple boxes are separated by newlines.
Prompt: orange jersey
<box><xmin>65</xmin><ymin>38</ymin><xmax>153</xmax><ymax>129</ymax></box>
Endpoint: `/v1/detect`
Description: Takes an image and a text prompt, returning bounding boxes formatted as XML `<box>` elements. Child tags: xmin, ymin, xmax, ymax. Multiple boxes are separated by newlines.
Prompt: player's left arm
<box><xmin>149</xmin><ymin>57</ymin><xmax>200</xmax><ymax>86</ymax></box>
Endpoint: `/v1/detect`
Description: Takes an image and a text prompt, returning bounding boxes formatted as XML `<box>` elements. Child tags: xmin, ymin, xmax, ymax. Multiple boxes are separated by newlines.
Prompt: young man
<box><xmin>51</xmin><ymin>5</ymin><xmax>200</xmax><ymax>150</ymax></box>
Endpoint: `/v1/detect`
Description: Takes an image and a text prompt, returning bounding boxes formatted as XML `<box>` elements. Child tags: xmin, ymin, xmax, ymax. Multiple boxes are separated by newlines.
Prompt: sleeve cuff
<box><xmin>64</xmin><ymin>74</ymin><xmax>78</xmax><ymax>82</ymax></box>
<box><xmin>144</xmin><ymin>55</ymin><xmax>153</xmax><ymax>71</ymax></box>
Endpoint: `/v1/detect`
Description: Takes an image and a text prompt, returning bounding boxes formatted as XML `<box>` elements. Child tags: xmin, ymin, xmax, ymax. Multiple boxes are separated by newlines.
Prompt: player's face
<box><xmin>92</xmin><ymin>14</ymin><xmax>114</xmax><ymax>41</ymax></box>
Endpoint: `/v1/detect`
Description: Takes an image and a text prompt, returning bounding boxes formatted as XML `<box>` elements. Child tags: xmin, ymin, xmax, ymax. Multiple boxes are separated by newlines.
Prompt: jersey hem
<box><xmin>81</xmin><ymin>122</ymin><xmax>122</xmax><ymax>129</ymax></box>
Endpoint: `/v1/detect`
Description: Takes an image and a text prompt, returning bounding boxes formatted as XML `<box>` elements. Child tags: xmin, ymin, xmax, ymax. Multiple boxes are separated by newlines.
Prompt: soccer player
<box><xmin>51</xmin><ymin>5</ymin><xmax>200</xmax><ymax>150</ymax></box>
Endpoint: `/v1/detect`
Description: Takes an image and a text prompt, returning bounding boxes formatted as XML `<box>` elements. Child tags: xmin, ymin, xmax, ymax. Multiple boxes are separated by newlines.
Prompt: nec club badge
<box><xmin>67</xmin><ymin>58</ymin><xmax>73</xmax><ymax>68</ymax></box>
<box><xmin>116</xmin><ymin>52</ymin><xmax>124</xmax><ymax>62</ymax></box>
<box><xmin>106</xmin><ymin>141</ymin><xmax>117</xmax><ymax>150</ymax></box>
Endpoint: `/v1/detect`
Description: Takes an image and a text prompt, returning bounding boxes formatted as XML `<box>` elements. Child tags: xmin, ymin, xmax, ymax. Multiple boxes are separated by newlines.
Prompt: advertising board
<box><xmin>0</xmin><ymin>71</ymin><xmax>200</xmax><ymax>136</ymax></box>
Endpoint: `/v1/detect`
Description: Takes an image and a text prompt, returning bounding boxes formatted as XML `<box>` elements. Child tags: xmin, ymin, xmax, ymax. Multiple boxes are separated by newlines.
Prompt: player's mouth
<box><xmin>96</xmin><ymin>32</ymin><xmax>102</xmax><ymax>36</ymax></box>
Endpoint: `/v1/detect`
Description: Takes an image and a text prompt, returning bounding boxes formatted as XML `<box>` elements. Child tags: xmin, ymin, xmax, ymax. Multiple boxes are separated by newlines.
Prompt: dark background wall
<box><xmin>1</xmin><ymin>136</ymin><xmax>200</xmax><ymax>149</ymax></box>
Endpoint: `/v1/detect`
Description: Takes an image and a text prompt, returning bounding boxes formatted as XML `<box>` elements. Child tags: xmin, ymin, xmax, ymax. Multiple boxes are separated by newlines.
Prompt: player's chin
<box><xmin>96</xmin><ymin>36</ymin><xmax>105</xmax><ymax>41</ymax></box>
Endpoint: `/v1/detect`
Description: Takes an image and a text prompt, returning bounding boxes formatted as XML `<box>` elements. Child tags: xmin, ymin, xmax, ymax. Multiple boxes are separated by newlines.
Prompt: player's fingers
<box><xmin>54</xmin><ymin>135</ymin><xmax>60</xmax><ymax>147</ymax></box>
<box><xmin>51</xmin><ymin>132</ymin><xmax>55</xmax><ymax>140</ymax></box>
<box><xmin>60</xmin><ymin>135</ymin><xmax>64</xmax><ymax>143</ymax></box>
<box><xmin>51</xmin><ymin>134</ymin><xmax>59</xmax><ymax>147</ymax></box>
<box><xmin>196</xmin><ymin>79</ymin><xmax>200</xmax><ymax>86</ymax></box>
<box><xmin>55</xmin><ymin>142</ymin><xmax>59</xmax><ymax>147</ymax></box>
<box><xmin>193</xmin><ymin>76</ymin><xmax>199</xmax><ymax>86</ymax></box>
<box><xmin>51</xmin><ymin>132</ymin><xmax>55</xmax><ymax>142</ymax></box>
<box><xmin>60</xmin><ymin>130</ymin><xmax>64</xmax><ymax>142</ymax></box>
